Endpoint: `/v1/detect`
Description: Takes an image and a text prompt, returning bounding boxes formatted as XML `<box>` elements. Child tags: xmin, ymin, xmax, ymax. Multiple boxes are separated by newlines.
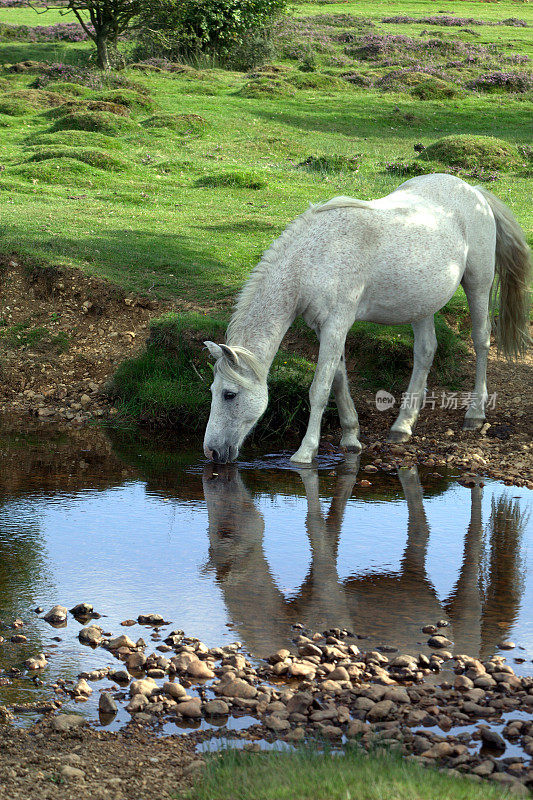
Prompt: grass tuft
<box><xmin>186</xmin><ymin>745</ymin><xmax>513</xmax><ymax>800</ymax></box>
<box><xmin>298</xmin><ymin>153</ymin><xmax>361</xmax><ymax>173</ymax></box>
<box><xmin>195</xmin><ymin>171</ymin><xmax>267</xmax><ymax>189</ymax></box>
<box><xmin>28</xmin><ymin>130</ymin><xmax>124</xmax><ymax>151</ymax></box>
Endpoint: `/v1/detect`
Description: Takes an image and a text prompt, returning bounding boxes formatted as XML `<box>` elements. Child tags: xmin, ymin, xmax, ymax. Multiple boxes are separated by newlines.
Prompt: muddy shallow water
<box><xmin>0</xmin><ymin>422</ymin><xmax>531</xmax><ymax>724</ymax></box>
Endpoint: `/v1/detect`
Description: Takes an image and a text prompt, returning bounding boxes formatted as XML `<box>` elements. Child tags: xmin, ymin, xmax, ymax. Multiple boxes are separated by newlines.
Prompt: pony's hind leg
<box><xmin>462</xmin><ymin>280</ymin><xmax>492</xmax><ymax>430</ymax></box>
<box><xmin>333</xmin><ymin>351</ymin><xmax>361</xmax><ymax>451</ymax></box>
<box><xmin>388</xmin><ymin>316</ymin><xmax>437</xmax><ymax>443</ymax></box>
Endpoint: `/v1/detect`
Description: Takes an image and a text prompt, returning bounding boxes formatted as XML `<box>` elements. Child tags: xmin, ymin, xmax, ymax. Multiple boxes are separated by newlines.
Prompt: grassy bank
<box><xmin>186</xmin><ymin>746</ymin><xmax>513</xmax><ymax>800</ymax></box>
<box><xmin>0</xmin><ymin>0</ymin><xmax>531</xmax><ymax>429</ymax></box>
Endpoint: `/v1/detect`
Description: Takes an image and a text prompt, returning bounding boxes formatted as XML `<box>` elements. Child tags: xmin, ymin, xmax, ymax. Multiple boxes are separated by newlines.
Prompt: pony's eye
<box><xmin>223</xmin><ymin>391</ymin><xmax>237</xmax><ymax>401</ymax></box>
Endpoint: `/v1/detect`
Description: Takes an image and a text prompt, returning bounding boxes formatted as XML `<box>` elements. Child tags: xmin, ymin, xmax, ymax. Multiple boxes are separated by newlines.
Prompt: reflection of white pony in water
<box><xmin>203</xmin><ymin>174</ymin><xmax>531</xmax><ymax>464</ymax></box>
<box><xmin>202</xmin><ymin>459</ymin><xmax>526</xmax><ymax>659</ymax></box>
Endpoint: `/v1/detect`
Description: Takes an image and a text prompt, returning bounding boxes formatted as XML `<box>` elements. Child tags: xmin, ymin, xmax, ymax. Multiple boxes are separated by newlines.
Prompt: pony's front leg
<box><xmin>291</xmin><ymin>327</ymin><xmax>347</xmax><ymax>464</ymax></box>
<box><xmin>388</xmin><ymin>316</ymin><xmax>437</xmax><ymax>443</ymax></box>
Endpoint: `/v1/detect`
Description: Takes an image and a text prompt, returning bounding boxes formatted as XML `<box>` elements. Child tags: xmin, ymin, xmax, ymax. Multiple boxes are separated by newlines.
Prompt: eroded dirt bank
<box><xmin>0</xmin><ymin>258</ymin><xmax>531</xmax><ymax>486</ymax></box>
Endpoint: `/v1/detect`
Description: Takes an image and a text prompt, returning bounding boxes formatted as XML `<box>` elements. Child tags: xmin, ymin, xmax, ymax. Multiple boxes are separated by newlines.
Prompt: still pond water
<box><xmin>0</xmin><ymin>422</ymin><xmax>531</xmax><ymax>722</ymax></box>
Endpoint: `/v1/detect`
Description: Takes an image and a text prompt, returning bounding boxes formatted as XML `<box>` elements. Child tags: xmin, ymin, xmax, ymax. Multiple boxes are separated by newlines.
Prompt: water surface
<box><xmin>0</xmin><ymin>422</ymin><xmax>531</xmax><ymax>721</ymax></box>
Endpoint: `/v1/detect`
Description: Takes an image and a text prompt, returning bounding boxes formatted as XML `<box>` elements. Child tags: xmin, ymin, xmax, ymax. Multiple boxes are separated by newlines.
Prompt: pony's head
<box><xmin>203</xmin><ymin>342</ymin><xmax>268</xmax><ymax>463</ymax></box>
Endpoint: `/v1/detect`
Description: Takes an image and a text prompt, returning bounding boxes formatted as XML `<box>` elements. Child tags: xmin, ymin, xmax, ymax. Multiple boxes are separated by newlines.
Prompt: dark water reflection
<box><xmin>0</xmin><ymin>422</ymin><xmax>531</xmax><ymax>717</ymax></box>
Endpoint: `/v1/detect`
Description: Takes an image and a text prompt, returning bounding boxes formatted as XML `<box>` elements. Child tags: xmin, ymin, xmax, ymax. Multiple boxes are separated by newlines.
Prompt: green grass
<box><xmin>186</xmin><ymin>746</ymin><xmax>513</xmax><ymax>800</ymax></box>
<box><xmin>0</xmin><ymin>0</ymin><xmax>530</xmax><ymax>427</ymax></box>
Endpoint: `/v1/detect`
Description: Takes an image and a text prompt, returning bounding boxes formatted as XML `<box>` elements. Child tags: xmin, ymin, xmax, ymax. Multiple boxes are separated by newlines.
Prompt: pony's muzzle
<box><xmin>204</xmin><ymin>443</ymin><xmax>238</xmax><ymax>463</ymax></box>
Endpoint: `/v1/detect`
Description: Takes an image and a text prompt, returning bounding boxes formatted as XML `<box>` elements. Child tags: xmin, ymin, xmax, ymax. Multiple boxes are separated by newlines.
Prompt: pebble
<box><xmin>427</xmin><ymin>635</ymin><xmax>453</xmax><ymax>649</ymax></box>
<box><xmin>60</xmin><ymin>765</ymin><xmax>85</xmax><ymax>781</ymax></box>
<box><xmin>79</xmin><ymin>625</ymin><xmax>103</xmax><ymax>646</ymax></box>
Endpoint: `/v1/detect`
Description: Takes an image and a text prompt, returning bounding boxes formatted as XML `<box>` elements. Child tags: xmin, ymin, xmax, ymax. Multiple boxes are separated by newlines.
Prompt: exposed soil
<box><xmin>0</xmin><ymin>257</ymin><xmax>531</xmax><ymax>486</ymax></box>
<box><xmin>0</xmin><ymin>721</ymin><xmax>199</xmax><ymax>800</ymax></box>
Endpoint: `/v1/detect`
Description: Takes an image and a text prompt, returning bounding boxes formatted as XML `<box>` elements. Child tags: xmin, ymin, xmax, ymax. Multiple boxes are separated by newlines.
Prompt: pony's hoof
<box><xmin>387</xmin><ymin>430</ymin><xmax>411</xmax><ymax>444</ymax></box>
<box><xmin>340</xmin><ymin>439</ymin><xmax>362</xmax><ymax>453</ymax></box>
<box><xmin>463</xmin><ymin>418</ymin><xmax>484</xmax><ymax>431</ymax></box>
<box><xmin>290</xmin><ymin>449</ymin><xmax>315</xmax><ymax>465</ymax></box>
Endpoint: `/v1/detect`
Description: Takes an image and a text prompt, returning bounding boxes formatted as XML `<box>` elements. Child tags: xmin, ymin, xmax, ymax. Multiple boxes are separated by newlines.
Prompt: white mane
<box><xmin>215</xmin><ymin>345</ymin><xmax>266</xmax><ymax>388</ymax></box>
<box><xmin>226</xmin><ymin>208</ymin><xmax>314</xmax><ymax>343</ymax></box>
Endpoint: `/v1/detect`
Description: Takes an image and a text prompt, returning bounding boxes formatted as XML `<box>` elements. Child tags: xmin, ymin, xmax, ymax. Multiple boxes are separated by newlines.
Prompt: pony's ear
<box><xmin>219</xmin><ymin>344</ymin><xmax>239</xmax><ymax>367</ymax></box>
<box><xmin>204</xmin><ymin>341</ymin><xmax>223</xmax><ymax>360</ymax></box>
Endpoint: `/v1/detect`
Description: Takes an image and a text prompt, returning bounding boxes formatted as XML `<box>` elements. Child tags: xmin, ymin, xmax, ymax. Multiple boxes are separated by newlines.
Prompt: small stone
<box><xmin>99</xmin><ymin>693</ymin><xmax>118</xmax><ymax>715</ymax></box>
<box><xmin>367</xmin><ymin>700</ymin><xmax>396</xmax><ymax>721</ymax></box>
<box><xmin>107</xmin><ymin>634</ymin><xmax>136</xmax><ymax>650</ymax></box>
<box><xmin>479</xmin><ymin>727</ymin><xmax>506</xmax><ymax>750</ymax></box>
<box><xmin>499</xmin><ymin>641</ymin><xmax>515</xmax><ymax>650</ymax></box>
<box><xmin>163</xmin><ymin>681</ymin><xmax>187</xmax><ymax>701</ymax></box>
<box><xmin>50</xmin><ymin>714</ymin><xmax>86</xmax><ymax>732</ymax></box>
<box><xmin>265</xmin><ymin>715</ymin><xmax>290</xmax><ymax>732</ymax></box>
<box><xmin>421</xmin><ymin>742</ymin><xmax>453</xmax><ymax>758</ymax></box>
<box><xmin>60</xmin><ymin>765</ymin><xmax>85</xmax><ymax>781</ymax></box>
<box><xmin>79</xmin><ymin>625</ymin><xmax>103</xmax><ymax>646</ymax></box>
<box><xmin>203</xmin><ymin>699</ymin><xmax>229</xmax><ymax>716</ymax></box>
<box><xmin>427</xmin><ymin>635</ymin><xmax>453</xmax><ymax>649</ymax></box>
<box><xmin>74</xmin><ymin>678</ymin><xmax>92</xmax><ymax>696</ymax></box>
<box><xmin>130</xmin><ymin>678</ymin><xmax>158</xmax><ymax>698</ymax></box>
<box><xmin>176</xmin><ymin>699</ymin><xmax>202</xmax><ymax>718</ymax></box>
<box><xmin>216</xmin><ymin>677</ymin><xmax>257</xmax><ymax>699</ymax></box>
<box><xmin>187</xmin><ymin>660</ymin><xmax>215</xmax><ymax>680</ymax></box>
<box><xmin>25</xmin><ymin>653</ymin><xmax>47</xmax><ymax>670</ymax></box>
<box><xmin>43</xmin><ymin>605</ymin><xmax>67</xmax><ymax>625</ymax></box>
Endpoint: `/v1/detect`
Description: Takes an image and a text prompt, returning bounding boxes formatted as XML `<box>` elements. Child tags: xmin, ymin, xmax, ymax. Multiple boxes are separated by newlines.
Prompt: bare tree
<box><xmin>63</xmin><ymin>0</ymin><xmax>142</xmax><ymax>70</ymax></box>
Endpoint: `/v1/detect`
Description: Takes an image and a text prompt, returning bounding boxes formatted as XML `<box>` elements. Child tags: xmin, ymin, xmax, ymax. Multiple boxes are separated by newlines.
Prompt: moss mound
<box><xmin>0</xmin><ymin>89</ymin><xmax>68</xmax><ymax>115</ymax></box>
<box><xmin>195</xmin><ymin>171</ymin><xmax>267</xmax><ymax>190</ymax></box>
<box><xmin>11</xmin><ymin>157</ymin><xmax>103</xmax><ymax>187</ymax></box>
<box><xmin>0</xmin><ymin>96</ymin><xmax>34</xmax><ymax>116</ymax></box>
<box><xmin>142</xmin><ymin>113</ymin><xmax>208</xmax><ymax>136</ymax></box>
<box><xmin>299</xmin><ymin>154</ymin><xmax>362</xmax><ymax>173</ymax></box>
<box><xmin>92</xmin><ymin>89</ymin><xmax>156</xmax><ymax>113</ymax></box>
<box><xmin>27</xmin><ymin>147</ymin><xmax>130</xmax><ymax>173</ymax></box>
<box><xmin>288</xmin><ymin>72</ymin><xmax>348</xmax><ymax>91</ymax></box>
<box><xmin>29</xmin><ymin>130</ymin><xmax>123</xmax><ymax>151</ymax></box>
<box><xmin>47</xmin><ymin>100</ymin><xmax>131</xmax><ymax>118</ymax></box>
<box><xmin>419</xmin><ymin>135</ymin><xmax>523</xmax><ymax>171</ymax></box>
<box><xmin>410</xmin><ymin>77</ymin><xmax>459</xmax><ymax>100</ymax></box>
<box><xmin>236</xmin><ymin>78</ymin><xmax>296</xmax><ymax>98</ymax></box>
<box><xmin>50</xmin><ymin>111</ymin><xmax>136</xmax><ymax>135</ymax></box>
<box><xmin>45</xmin><ymin>81</ymin><xmax>92</xmax><ymax>97</ymax></box>
<box><xmin>0</xmin><ymin>113</ymin><xmax>17</xmax><ymax>128</ymax></box>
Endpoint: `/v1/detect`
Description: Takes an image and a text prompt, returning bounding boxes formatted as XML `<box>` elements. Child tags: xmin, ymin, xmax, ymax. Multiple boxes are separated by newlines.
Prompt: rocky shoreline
<box><xmin>1</xmin><ymin>606</ymin><xmax>532</xmax><ymax>798</ymax></box>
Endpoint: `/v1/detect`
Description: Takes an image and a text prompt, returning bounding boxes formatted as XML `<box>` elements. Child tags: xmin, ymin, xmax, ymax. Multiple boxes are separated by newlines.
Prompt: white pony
<box><xmin>204</xmin><ymin>173</ymin><xmax>530</xmax><ymax>464</ymax></box>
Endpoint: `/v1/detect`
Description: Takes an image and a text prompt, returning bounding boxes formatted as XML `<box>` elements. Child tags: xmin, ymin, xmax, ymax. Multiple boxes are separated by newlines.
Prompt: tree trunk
<box><xmin>96</xmin><ymin>33</ymin><xmax>111</xmax><ymax>70</ymax></box>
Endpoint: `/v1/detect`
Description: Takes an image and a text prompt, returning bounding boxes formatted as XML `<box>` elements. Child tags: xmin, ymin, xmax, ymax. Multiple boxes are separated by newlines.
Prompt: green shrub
<box><xmin>133</xmin><ymin>0</ymin><xmax>287</xmax><ymax>69</ymax></box>
<box><xmin>27</xmin><ymin>147</ymin><xmax>131</xmax><ymax>173</ymax></box>
<box><xmin>142</xmin><ymin>112</ymin><xmax>208</xmax><ymax>135</ymax></box>
<box><xmin>195</xmin><ymin>171</ymin><xmax>267</xmax><ymax>189</ymax></box>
